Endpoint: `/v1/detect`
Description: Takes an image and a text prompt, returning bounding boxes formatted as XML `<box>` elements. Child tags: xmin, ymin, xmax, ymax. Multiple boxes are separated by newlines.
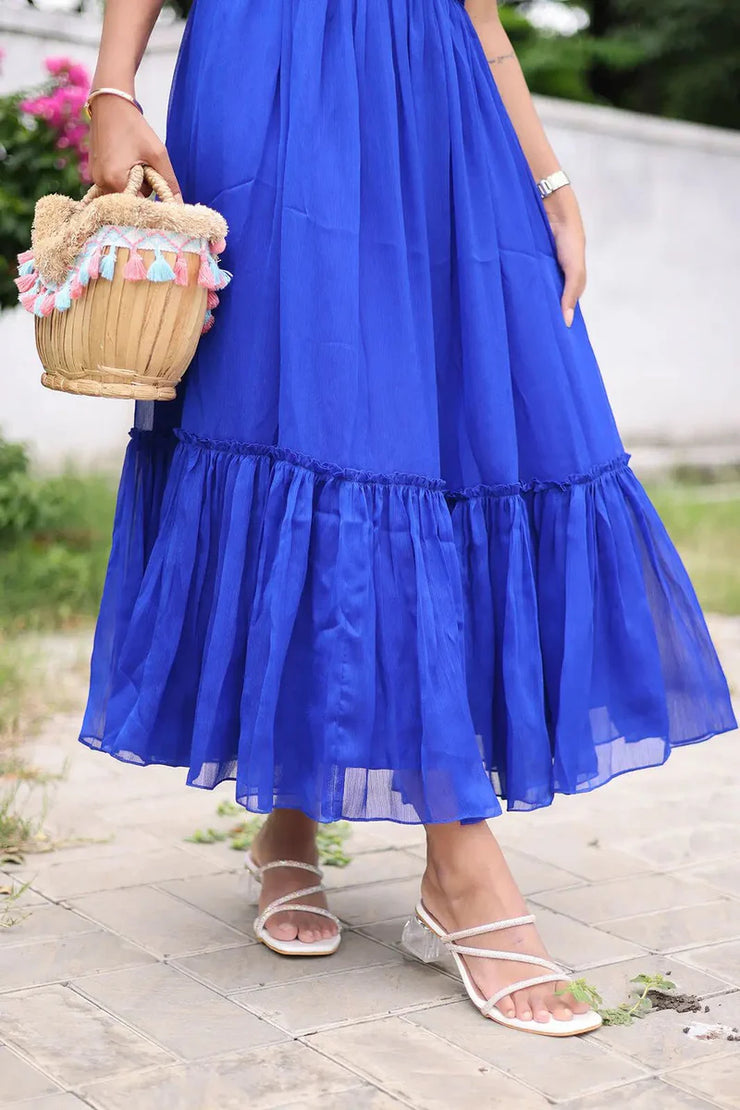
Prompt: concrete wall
<box><xmin>1</xmin><ymin>5</ymin><xmax>739</xmax><ymax>469</ymax></box>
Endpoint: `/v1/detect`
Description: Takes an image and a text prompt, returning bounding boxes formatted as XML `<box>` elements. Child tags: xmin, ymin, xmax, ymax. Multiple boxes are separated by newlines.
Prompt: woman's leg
<box><xmin>423</xmin><ymin>821</ymin><xmax>590</xmax><ymax>1024</ymax></box>
<box><xmin>250</xmin><ymin>808</ymin><xmax>339</xmax><ymax>944</ymax></box>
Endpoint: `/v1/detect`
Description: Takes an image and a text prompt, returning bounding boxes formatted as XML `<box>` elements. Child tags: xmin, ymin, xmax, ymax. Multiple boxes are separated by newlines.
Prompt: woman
<box><xmin>82</xmin><ymin>0</ymin><xmax>735</xmax><ymax>1036</ymax></box>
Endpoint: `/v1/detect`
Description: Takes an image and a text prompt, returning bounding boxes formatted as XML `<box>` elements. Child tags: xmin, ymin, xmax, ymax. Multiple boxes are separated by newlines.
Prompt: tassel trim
<box><xmin>16</xmin><ymin>226</ymin><xmax>231</xmax><ymax>333</ymax></box>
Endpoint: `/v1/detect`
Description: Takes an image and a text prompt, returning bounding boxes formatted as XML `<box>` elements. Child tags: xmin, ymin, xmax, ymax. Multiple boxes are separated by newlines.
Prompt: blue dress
<box><xmin>80</xmin><ymin>0</ymin><xmax>736</xmax><ymax>823</ymax></box>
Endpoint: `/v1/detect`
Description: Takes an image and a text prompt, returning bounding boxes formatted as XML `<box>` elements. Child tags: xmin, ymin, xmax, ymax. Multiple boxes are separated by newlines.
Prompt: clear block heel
<box><xmin>239</xmin><ymin>866</ymin><xmax>260</xmax><ymax>903</ymax></box>
<box><xmin>401</xmin><ymin>914</ymin><xmax>446</xmax><ymax>963</ymax></box>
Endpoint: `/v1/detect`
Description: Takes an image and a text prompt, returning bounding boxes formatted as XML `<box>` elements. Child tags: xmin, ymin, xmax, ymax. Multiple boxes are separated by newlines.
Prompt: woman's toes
<box><xmin>495</xmin><ymin>995</ymin><xmax>517</xmax><ymax>1020</ymax></box>
<box><xmin>513</xmin><ymin>993</ymin><xmax>533</xmax><ymax>1022</ymax></box>
<box><xmin>547</xmin><ymin>995</ymin><xmax>574</xmax><ymax>1021</ymax></box>
<box><xmin>268</xmin><ymin>919</ymin><xmax>298</xmax><ymax>942</ymax></box>
<box><xmin>529</xmin><ymin>989</ymin><xmax>553</xmax><ymax>1024</ymax></box>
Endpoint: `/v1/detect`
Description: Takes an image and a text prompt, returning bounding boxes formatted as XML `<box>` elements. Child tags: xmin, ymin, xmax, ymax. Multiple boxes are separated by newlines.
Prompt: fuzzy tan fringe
<box><xmin>32</xmin><ymin>191</ymin><xmax>229</xmax><ymax>287</ymax></box>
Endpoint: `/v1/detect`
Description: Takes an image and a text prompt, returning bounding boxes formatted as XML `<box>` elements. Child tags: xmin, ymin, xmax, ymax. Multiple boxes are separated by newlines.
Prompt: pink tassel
<box><xmin>19</xmin><ymin>290</ymin><xmax>37</xmax><ymax>312</ymax></box>
<box><xmin>174</xmin><ymin>250</ymin><xmax>189</xmax><ymax>287</ymax></box>
<box><xmin>197</xmin><ymin>250</ymin><xmax>217</xmax><ymax>290</ymax></box>
<box><xmin>201</xmin><ymin>310</ymin><xmax>215</xmax><ymax>334</ymax></box>
<box><xmin>17</xmin><ymin>249</ymin><xmax>34</xmax><ymax>265</ymax></box>
<box><xmin>206</xmin><ymin>290</ymin><xmax>220</xmax><ymax>310</ymax></box>
<box><xmin>211</xmin><ymin>237</ymin><xmax>227</xmax><ymax>255</ymax></box>
<box><xmin>40</xmin><ymin>292</ymin><xmax>56</xmax><ymax>317</ymax></box>
<box><xmin>88</xmin><ymin>246</ymin><xmax>102</xmax><ymax>281</ymax></box>
<box><xmin>70</xmin><ymin>276</ymin><xmax>84</xmax><ymax>300</ymax></box>
<box><xmin>15</xmin><ymin>272</ymin><xmax>37</xmax><ymax>294</ymax></box>
<box><xmin>123</xmin><ymin>248</ymin><xmax>147</xmax><ymax>282</ymax></box>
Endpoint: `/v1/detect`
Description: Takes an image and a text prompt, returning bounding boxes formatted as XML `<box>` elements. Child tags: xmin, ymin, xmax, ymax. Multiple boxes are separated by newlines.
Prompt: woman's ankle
<box><xmin>255</xmin><ymin>808</ymin><xmax>319</xmax><ymax>858</ymax></box>
<box><xmin>422</xmin><ymin>820</ymin><xmax>525</xmax><ymax>913</ymax></box>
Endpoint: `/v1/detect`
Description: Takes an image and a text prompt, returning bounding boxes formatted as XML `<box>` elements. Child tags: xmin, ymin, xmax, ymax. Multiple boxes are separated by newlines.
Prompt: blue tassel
<box><xmin>18</xmin><ymin>259</ymin><xmax>35</xmax><ymax>277</ymax></box>
<box><xmin>55</xmin><ymin>284</ymin><xmax>71</xmax><ymax>312</ymax></box>
<box><xmin>147</xmin><ymin>247</ymin><xmax>176</xmax><ymax>283</ymax></box>
<box><xmin>100</xmin><ymin>247</ymin><xmax>117</xmax><ymax>281</ymax></box>
<box><xmin>78</xmin><ymin>259</ymin><xmax>91</xmax><ymax>287</ymax></box>
<box><xmin>33</xmin><ymin>293</ymin><xmax>46</xmax><ymax>317</ymax></box>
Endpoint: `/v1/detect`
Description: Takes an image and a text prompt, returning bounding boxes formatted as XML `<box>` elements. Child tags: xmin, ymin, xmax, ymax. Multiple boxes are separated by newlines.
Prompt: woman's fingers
<box><xmin>89</xmin><ymin>98</ymin><xmax>183</xmax><ymax>202</ymax></box>
<box><xmin>561</xmin><ymin>261</ymin><xmax>586</xmax><ymax>328</ymax></box>
<box><xmin>147</xmin><ymin>143</ymin><xmax>184</xmax><ymax>203</ymax></box>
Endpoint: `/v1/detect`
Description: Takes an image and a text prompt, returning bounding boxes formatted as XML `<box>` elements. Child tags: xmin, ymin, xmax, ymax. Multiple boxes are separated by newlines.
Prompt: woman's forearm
<box><xmin>92</xmin><ymin>0</ymin><xmax>165</xmax><ymax>92</ymax></box>
<box><xmin>465</xmin><ymin>0</ymin><xmax>560</xmax><ymax>182</ymax></box>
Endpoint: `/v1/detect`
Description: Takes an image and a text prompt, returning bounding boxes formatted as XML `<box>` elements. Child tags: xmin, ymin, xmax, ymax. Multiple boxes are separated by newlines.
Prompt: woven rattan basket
<box><xmin>16</xmin><ymin>164</ymin><xmax>231</xmax><ymax>401</ymax></box>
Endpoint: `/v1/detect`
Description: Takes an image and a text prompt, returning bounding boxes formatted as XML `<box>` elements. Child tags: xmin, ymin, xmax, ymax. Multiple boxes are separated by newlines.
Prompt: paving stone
<box><xmin>0</xmin><ymin>984</ymin><xmax>171</xmax><ymax>1086</ymax></box>
<box><xmin>0</xmin><ymin>904</ymin><xmax>97</xmax><ymax>948</ymax></box>
<box><xmin>235</xmin><ymin>961</ymin><xmax>463</xmax><ymax>1035</ymax></box>
<box><xmin>0</xmin><ymin>1044</ymin><xmax>62</xmax><ymax>1102</ymax></box>
<box><xmin>0</xmin><ymin>871</ymin><xmax>48</xmax><ymax>908</ymax></box>
<box><xmin>160</xmin><ymin>871</ymin><xmax>256</xmax><ymax>931</ymax></box>
<box><xmin>18</xmin><ymin>845</ymin><xmax>224</xmax><ymax>901</ymax></box>
<box><xmin>624</xmin><ymin>823</ymin><xmax>739</xmax><ymax>870</ymax></box>
<box><xmin>583</xmin><ymin>954</ymin><xmax>735</xmax><ymax>1005</ymax></box>
<box><xmin>322</xmin><ymin>850</ymin><xmax>422</xmax><ymax>890</ymax></box>
<box><xmin>667</xmin><ymin>1054</ymin><xmax>740</xmax><ymax>1109</ymax></box>
<box><xmin>275</xmin><ymin>1087</ymin><xmax>403</xmax><ymax>1109</ymax></box>
<box><xmin>601</xmin><ymin>899</ymin><xmax>740</xmax><ymax>952</ymax></box>
<box><xmin>0</xmin><ymin>929</ymin><xmax>155</xmax><ymax>992</ymax></box>
<box><xmin>81</xmin><ymin>1042</ymin><xmax>363</xmax><ymax>1110</ymax></box>
<box><xmin>677</xmin><ymin>941</ymin><xmax>740</xmax><ymax>987</ymax></box>
<box><xmin>532</xmin><ymin>873</ymin><xmax>716</xmax><ymax>925</ymax></box>
<box><xmin>562</xmin><ymin>1077</ymin><xmax>720</xmax><ymax>1109</ymax></box>
<box><xmin>503</xmin><ymin>848</ymin><xmax>584</xmax><ymax>896</ymax></box>
<box><xmin>347</xmin><ymin>824</ymin><xmax>427</xmax><ymax>854</ymax></box>
<box><xmin>69</xmin><ymin>885</ymin><xmax>249</xmax><ymax>958</ymax></box>
<box><xmin>407</xmin><ymin>999</ymin><xmax>646</xmax><ymax>1100</ymax></box>
<box><xmin>356</xmin><ymin>917</ymin><xmax>410</xmax><ymax>950</ymax></box>
<box><xmin>532</xmin><ymin>906</ymin><xmax>647</xmax><ymax>970</ymax></box>
<box><xmin>74</xmin><ymin>962</ymin><xmax>286</xmax><ymax>1060</ymax></box>
<box><xmin>493</xmin><ymin>821</ymin><xmax>653</xmax><ymax>882</ymax></box>
<box><xmin>591</xmin><ymin>992</ymin><xmax>740</xmax><ymax>1072</ymax></box>
<box><xmin>6</xmin><ymin>1096</ymin><xmax>91</xmax><ymax>1110</ymax></box>
<box><xmin>308</xmin><ymin>1016</ymin><xmax>551</xmax><ymax>1109</ymax></box>
<box><xmin>175</xmin><ymin>929</ymin><xmax>399</xmax><ymax>994</ymax></box>
<box><xmin>678</xmin><ymin>861</ymin><xmax>740</xmax><ymax>899</ymax></box>
<box><xmin>329</xmin><ymin>879</ymin><xmax>421</xmax><ymax>926</ymax></box>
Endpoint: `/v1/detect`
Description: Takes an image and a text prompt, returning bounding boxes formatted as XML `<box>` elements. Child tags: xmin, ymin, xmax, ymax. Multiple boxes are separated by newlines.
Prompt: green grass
<box><xmin>647</xmin><ymin>485</ymin><xmax>740</xmax><ymax>616</ymax></box>
<box><xmin>0</xmin><ymin>471</ymin><xmax>116</xmax><ymax>633</ymax></box>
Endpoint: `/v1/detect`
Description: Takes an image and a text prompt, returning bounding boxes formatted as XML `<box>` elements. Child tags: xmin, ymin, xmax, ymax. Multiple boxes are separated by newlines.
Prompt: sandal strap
<box><xmin>256</xmin><ymin>900</ymin><xmax>341</xmax><ymax>932</ymax></box>
<box><xmin>255</xmin><ymin>858</ymin><xmax>323</xmax><ymax>879</ymax></box>
<box><xmin>442</xmin><ymin>914</ymin><xmax>536</xmax><ymax>942</ymax></box>
<box><xmin>483</xmin><ymin>972</ymin><xmax>565</xmax><ymax>1013</ymax></box>
<box><xmin>449</xmin><ymin>945</ymin><xmax>562</xmax><ymax>975</ymax></box>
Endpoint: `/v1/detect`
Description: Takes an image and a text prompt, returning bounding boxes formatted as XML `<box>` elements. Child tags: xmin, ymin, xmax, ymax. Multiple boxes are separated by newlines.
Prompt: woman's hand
<box><xmin>544</xmin><ymin>187</ymin><xmax>587</xmax><ymax>328</ymax></box>
<box><xmin>89</xmin><ymin>95</ymin><xmax>182</xmax><ymax>200</ymax></box>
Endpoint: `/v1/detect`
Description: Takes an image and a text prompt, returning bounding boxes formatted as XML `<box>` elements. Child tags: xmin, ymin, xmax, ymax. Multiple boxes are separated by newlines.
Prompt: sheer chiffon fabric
<box><xmin>80</xmin><ymin>0</ymin><xmax>735</xmax><ymax>823</ymax></box>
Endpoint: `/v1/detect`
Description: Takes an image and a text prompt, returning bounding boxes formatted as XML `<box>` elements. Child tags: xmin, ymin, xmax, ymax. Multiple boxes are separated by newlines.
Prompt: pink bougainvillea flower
<box><xmin>45</xmin><ymin>56</ymin><xmax>74</xmax><ymax>76</ymax></box>
<box><xmin>67</xmin><ymin>64</ymin><xmax>90</xmax><ymax>88</ymax></box>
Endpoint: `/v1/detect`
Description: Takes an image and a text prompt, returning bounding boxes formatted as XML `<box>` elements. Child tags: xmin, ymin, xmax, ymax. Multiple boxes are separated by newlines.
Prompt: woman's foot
<box><xmin>250</xmin><ymin>809</ymin><xmax>339</xmax><ymax>945</ymax></box>
<box><xmin>422</xmin><ymin>822</ymin><xmax>590</xmax><ymax>1025</ymax></box>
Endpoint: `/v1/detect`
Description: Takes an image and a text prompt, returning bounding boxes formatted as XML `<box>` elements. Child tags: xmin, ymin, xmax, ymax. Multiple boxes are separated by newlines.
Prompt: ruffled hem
<box><xmin>80</xmin><ymin>429</ymin><xmax>736</xmax><ymax>824</ymax></box>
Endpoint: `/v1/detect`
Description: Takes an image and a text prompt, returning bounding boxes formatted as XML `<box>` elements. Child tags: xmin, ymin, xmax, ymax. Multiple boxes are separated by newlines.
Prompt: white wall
<box><xmin>1</xmin><ymin>5</ymin><xmax>739</xmax><ymax>468</ymax></box>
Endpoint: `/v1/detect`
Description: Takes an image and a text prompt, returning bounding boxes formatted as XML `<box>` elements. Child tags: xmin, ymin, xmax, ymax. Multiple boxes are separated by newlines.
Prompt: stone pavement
<box><xmin>1</xmin><ymin>616</ymin><xmax>739</xmax><ymax>1110</ymax></box>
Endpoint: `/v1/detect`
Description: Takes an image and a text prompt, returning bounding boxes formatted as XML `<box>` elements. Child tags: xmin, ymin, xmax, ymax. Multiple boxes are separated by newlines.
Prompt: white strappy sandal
<box><xmin>244</xmin><ymin>851</ymin><xmax>342</xmax><ymax>957</ymax></box>
<box><xmin>402</xmin><ymin>902</ymin><xmax>602</xmax><ymax>1037</ymax></box>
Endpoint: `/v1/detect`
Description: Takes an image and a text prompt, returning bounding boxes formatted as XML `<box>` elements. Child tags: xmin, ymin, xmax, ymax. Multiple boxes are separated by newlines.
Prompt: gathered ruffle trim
<box><xmin>81</xmin><ymin>427</ymin><xmax>736</xmax><ymax>823</ymax></box>
<box><xmin>129</xmin><ymin>426</ymin><xmax>632</xmax><ymax>501</ymax></box>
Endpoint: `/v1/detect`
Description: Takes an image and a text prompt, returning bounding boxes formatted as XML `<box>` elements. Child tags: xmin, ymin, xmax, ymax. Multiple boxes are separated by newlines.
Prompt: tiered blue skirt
<box><xmin>80</xmin><ymin>0</ymin><xmax>736</xmax><ymax>823</ymax></box>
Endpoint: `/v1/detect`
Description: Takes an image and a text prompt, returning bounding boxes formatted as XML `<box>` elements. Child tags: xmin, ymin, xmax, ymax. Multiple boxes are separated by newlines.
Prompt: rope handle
<box><xmin>81</xmin><ymin>164</ymin><xmax>175</xmax><ymax>208</ymax></box>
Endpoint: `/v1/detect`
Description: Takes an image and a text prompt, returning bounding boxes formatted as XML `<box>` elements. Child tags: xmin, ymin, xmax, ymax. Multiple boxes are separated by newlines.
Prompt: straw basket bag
<box><xmin>15</xmin><ymin>163</ymin><xmax>231</xmax><ymax>401</ymax></box>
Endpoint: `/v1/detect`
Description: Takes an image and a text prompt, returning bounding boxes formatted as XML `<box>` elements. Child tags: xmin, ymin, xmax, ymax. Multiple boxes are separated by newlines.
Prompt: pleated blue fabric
<box><xmin>80</xmin><ymin>0</ymin><xmax>736</xmax><ymax>823</ymax></box>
